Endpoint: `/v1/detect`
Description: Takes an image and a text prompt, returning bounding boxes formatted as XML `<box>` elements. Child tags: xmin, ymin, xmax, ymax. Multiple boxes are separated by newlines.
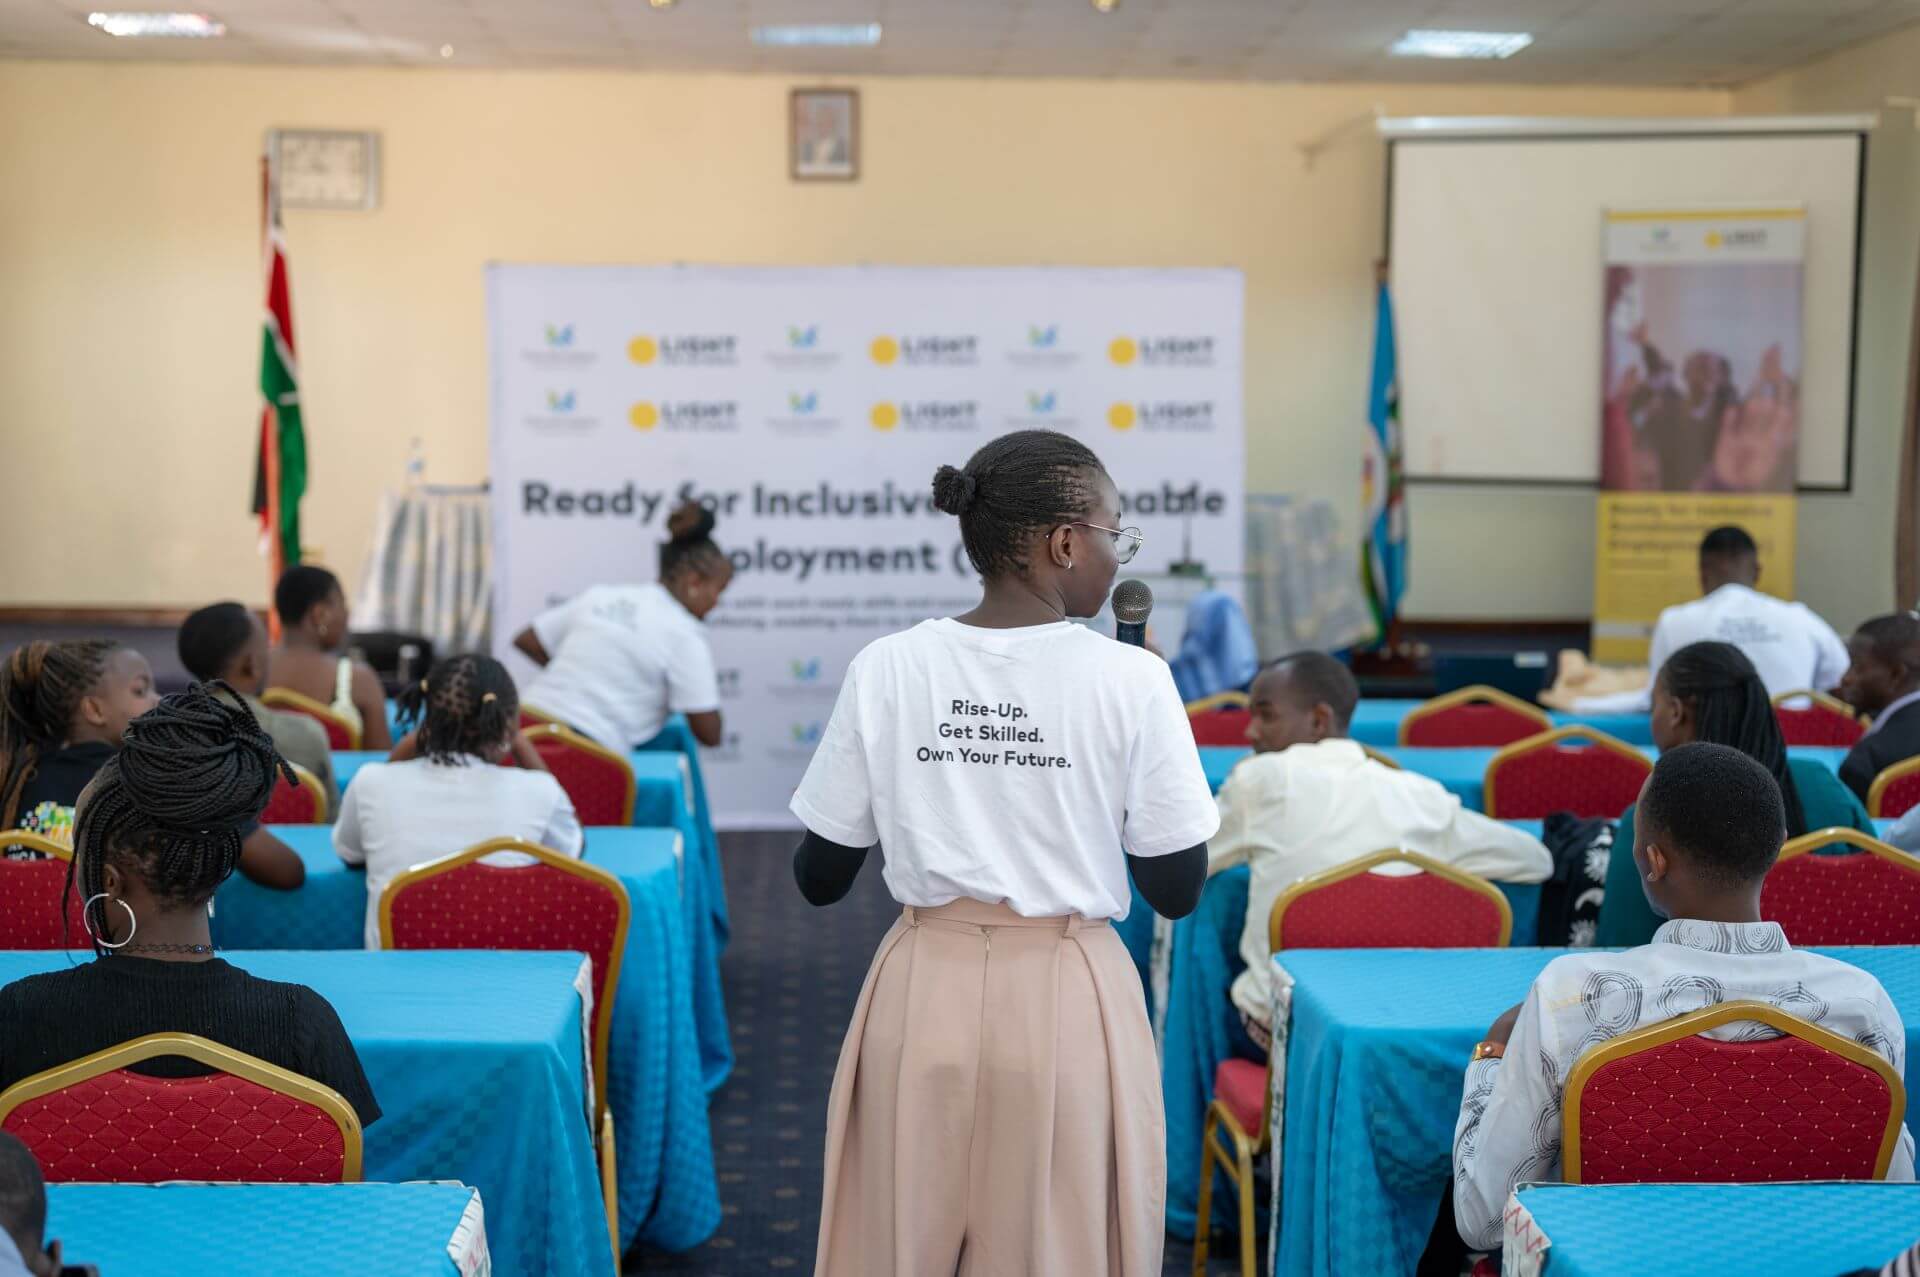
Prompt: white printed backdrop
<box><xmin>489</xmin><ymin>266</ymin><xmax>1245</xmax><ymax>827</ymax></box>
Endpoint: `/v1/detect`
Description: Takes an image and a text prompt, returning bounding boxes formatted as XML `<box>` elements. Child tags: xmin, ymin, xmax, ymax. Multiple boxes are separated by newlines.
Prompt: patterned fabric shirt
<box><xmin>1452</xmin><ymin>919</ymin><xmax>1916</xmax><ymax>1251</ymax></box>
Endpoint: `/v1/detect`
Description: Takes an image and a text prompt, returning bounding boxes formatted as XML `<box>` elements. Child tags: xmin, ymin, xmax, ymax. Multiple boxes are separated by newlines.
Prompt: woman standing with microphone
<box><xmin>791</xmin><ymin>430</ymin><xmax>1217</xmax><ymax>1276</ymax></box>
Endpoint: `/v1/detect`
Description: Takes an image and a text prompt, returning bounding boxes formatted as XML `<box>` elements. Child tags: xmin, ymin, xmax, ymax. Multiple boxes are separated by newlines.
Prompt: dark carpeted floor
<box><xmin>626</xmin><ymin>831</ymin><xmax>1240</xmax><ymax>1275</ymax></box>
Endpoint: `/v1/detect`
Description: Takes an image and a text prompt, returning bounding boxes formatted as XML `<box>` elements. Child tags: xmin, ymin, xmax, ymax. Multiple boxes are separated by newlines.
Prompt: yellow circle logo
<box><xmin>1107</xmin><ymin>403</ymin><xmax>1137</xmax><ymax>431</ymax></box>
<box><xmin>1704</xmin><ymin>231</ymin><xmax>1724</xmax><ymax>249</ymax></box>
<box><xmin>627</xmin><ymin>336</ymin><xmax>658</xmax><ymax>365</ymax></box>
<box><xmin>870</xmin><ymin>402</ymin><xmax>900</xmax><ymax>431</ymax></box>
<box><xmin>629</xmin><ymin>402</ymin><xmax>660</xmax><ymax>430</ymax></box>
<box><xmin>1108</xmin><ymin>337</ymin><xmax>1138</xmax><ymax>366</ymax></box>
<box><xmin>869</xmin><ymin>337</ymin><xmax>899</xmax><ymax>365</ymax></box>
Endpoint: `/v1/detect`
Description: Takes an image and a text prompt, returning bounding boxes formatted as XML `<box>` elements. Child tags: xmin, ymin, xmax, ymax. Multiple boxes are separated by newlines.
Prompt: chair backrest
<box><xmin>0</xmin><ymin>1032</ymin><xmax>361</xmax><ymax>1183</ymax></box>
<box><xmin>519</xmin><ymin>704</ymin><xmax>558</xmax><ymax>730</ymax></box>
<box><xmin>1268</xmin><ymin>849</ymin><xmax>1513</xmax><ymax>951</ymax></box>
<box><xmin>1359</xmin><ymin>744</ymin><xmax>1402</xmax><ymax>771</ymax></box>
<box><xmin>259</xmin><ymin>762</ymin><xmax>328</xmax><ymax>825</ymax></box>
<box><xmin>1772</xmin><ymin>690</ymin><xmax>1865</xmax><ymax>747</ymax></box>
<box><xmin>1483</xmin><ymin>726</ymin><xmax>1652</xmax><ymax>819</ymax></box>
<box><xmin>523</xmin><ymin>723</ymin><xmax>636</xmax><ymax>825</ymax></box>
<box><xmin>1564</xmin><ymin>1001</ymin><xmax>1905</xmax><ymax>1184</ymax></box>
<box><xmin>0</xmin><ymin>831</ymin><xmax>87</xmax><ymax>949</ymax></box>
<box><xmin>1761</xmin><ymin>828</ymin><xmax>1920</xmax><ymax>944</ymax></box>
<box><xmin>1399</xmin><ymin>685</ymin><xmax>1552</xmax><ymax>747</ymax></box>
<box><xmin>378</xmin><ymin>839</ymin><xmax>630</xmax><ymax>1121</ymax></box>
<box><xmin>259</xmin><ymin>687</ymin><xmax>361</xmax><ymax>751</ymax></box>
<box><xmin>1187</xmin><ymin>692</ymin><xmax>1251</xmax><ymax>747</ymax></box>
<box><xmin>1870</xmin><ymin>757</ymin><xmax>1920</xmax><ymax>819</ymax></box>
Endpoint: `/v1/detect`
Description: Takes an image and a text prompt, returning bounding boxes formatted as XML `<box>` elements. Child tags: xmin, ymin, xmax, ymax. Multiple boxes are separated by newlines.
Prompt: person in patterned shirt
<box><xmin>1449</xmin><ymin>742</ymin><xmax>1914</xmax><ymax>1256</ymax></box>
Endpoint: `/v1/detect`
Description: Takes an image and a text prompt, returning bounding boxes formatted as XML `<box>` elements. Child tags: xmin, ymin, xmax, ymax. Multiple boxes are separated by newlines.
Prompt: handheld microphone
<box><xmin>1113</xmin><ymin>579</ymin><xmax>1153</xmax><ymax>649</ymax></box>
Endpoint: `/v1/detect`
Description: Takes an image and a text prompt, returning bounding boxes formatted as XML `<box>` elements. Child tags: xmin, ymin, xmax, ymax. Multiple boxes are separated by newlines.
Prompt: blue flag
<box><xmin>1360</xmin><ymin>280</ymin><xmax>1406</xmax><ymax>644</ymax></box>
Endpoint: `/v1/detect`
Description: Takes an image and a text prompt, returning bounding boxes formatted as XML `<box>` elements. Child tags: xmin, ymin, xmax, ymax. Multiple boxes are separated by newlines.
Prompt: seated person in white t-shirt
<box><xmin>333</xmin><ymin>655</ymin><xmax>583</xmax><ymax>948</ymax></box>
<box><xmin>1209</xmin><ymin>652</ymin><xmax>1551</xmax><ymax>1056</ymax></box>
<box><xmin>512</xmin><ymin>504</ymin><xmax>732</xmax><ymax>751</ymax></box>
<box><xmin>1447</xmin><ymin>743</ymin><xmax>1913</xmax><ymax>1262</ymax></box>
<box><xmin>1574</xmin><ymin>525</ymin><xmax>1848</xmax><ymax>714</ymax></box>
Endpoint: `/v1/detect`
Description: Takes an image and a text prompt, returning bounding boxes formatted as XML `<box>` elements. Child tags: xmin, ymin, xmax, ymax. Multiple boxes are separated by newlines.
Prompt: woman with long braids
<box><xmin>333</xmin><ymin>654</ymin><xmax>582</xmax><ymax>948</ymax></box>
<box><xmin>791</xmin><ymin>430</ymin><xmax>1216</xmax><ymax>1276</ymax></box>
<box><xmin>513</xmin><ymin>502</ymin><xmax>733</xmax><ymax>750</ymax></box>
<box><xmin>1596</xmin><ymin>639</ymin><xmax>1872</xmax><ymax>946</ymax></box>
<box><xmin>0</xmin><ymin>685</ymin><xmax>378</xmax><ymax>1124</ymax></box>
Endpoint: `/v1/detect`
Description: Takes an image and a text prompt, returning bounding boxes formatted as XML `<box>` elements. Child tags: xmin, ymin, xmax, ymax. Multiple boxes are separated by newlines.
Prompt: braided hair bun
<box><xmin>930</xmin><ymin>465</ymin><xmax>978</xmax><ymax>516</ymax></box>
<box><xmin>70</xmin><ymin>682</ymin><xmax>291</xmax><ymax>928</ymax></box>
<box><xmin>660</xmin><ymin>502</ymin><xmax>728</xmax><ymax>582</ymax></box>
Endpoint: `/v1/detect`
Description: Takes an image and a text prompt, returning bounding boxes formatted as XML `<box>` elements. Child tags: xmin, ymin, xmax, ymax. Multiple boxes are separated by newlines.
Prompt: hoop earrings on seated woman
<box><xmin>82</xmin><ymin>892</ymin><xmax>136</xmax><ymax>950</ymax></box>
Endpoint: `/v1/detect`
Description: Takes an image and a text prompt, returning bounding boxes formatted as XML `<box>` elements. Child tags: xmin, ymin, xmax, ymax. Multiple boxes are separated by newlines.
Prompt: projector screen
<box><xmin>1389</xmin><ymin>130</ymin><xmax>1864</xmax><ymax>489</ymax></box>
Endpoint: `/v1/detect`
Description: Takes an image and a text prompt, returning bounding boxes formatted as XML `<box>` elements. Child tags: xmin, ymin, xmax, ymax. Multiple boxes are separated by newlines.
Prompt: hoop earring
<box><xmin>82</xmin><ymin>893</ymin><xmax>136</xmax><ymax>950</ymax></box>
<box><xmin>1067</xmin><ymin>560</ymin><xmax>1075</xmax><ymax>570</ymax></box>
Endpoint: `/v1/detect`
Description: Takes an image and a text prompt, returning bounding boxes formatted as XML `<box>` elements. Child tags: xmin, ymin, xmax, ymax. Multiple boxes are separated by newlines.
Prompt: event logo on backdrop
<box><xmin>489</xmin><ymin>266</ymin><xmax>1245</xmax><ymax>827</ymax></box>
<box><xmin>1591</xmin><ymin>208</ymin><xmax>1805</xmax><ymax>663</ymax></box>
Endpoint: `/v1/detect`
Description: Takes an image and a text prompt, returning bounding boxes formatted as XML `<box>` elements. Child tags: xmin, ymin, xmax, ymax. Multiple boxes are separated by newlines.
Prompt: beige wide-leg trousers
<box><xmin>815</xmin><ymin>897</ymin><xmax>1165</xmax><ymax>1277</ymax></box>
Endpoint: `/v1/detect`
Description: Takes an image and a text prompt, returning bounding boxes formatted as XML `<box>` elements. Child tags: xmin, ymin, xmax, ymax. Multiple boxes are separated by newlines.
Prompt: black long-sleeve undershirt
<box><xmin>792</xmin><ymin>830</ymin><xmax>1208</xmax><ymax>919</ymax></box>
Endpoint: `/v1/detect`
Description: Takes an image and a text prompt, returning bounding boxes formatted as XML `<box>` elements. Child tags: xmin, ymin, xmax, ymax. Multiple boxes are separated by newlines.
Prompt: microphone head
<box><xmin>1112</xmin><ymin>579</ymin><xmax>1154</xmax><ymax>626</ymax></box>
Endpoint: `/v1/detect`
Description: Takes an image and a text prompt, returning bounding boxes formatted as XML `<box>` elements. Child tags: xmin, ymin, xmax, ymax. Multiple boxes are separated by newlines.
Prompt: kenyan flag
<box><xmin>252</xmin><ymin>156</ymin><xmax>307</xmax><ymax>580</ymax></box>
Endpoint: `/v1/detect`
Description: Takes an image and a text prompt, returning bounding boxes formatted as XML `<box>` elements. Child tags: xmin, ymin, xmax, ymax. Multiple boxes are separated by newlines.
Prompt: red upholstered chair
<box><xmin>522</xmin><ymin>723</ymin><xmax>637</xmax><ymax>826</ymax></box>
<box><xmin>379</xmin><ymin>839</ymin><xmax>629</xmax><ymax>1256</ymax></box>
<box><xmin>0</xmin><ymin>831</ymin><xmax>88</xmax><ymax>949</ymax></box>
<box><xmin>1870</xmin><ymin>758</ymin><xmax>1920</xmax><ymax>820</ymax></box>
<box><xmin>1772</xmin><ymin>690</ymin><xmax>1865</xmax><ymax>747</ymax></box>
<box><xmin>1564</xmin><ymin>1001</ymin><xmax>1905</xmax><ymax>1185</ymax></box>
<box><xmin>1482</xmin><ymin>726</ymin><xmax>1652</xmax><ymax>819</ymax></box>
<box><xmin>259</xmin><ymin>687</ymin><xmax>361</xmax><ymax>751</ymax></box>
<box><xmin>1187</xmin><ymin>692</ymin><xmax>1251</xmax><ymax>747</ymax></box>
<box><xmin>1398</xmin><ymin>685</ymin><xmax>1552</xmax><ymax>747</ymax></box>
<box><xmin>0</xmin><ymin>1033</ymin><xmax>362</xmax><ymax>1183</ymax></box>
<box><xmin>519</xmin><ymin>705</ymin><xmax>557</xmax><ymax>730</ymax></box>
<box><xmin>1761</xmin><ymin>828</ymin><xmax>1920</xmax><ymax>945</ymax></box>
<box><xmin>1193</xmin><ymin>851</ymin><xmax>1511</xmax><ymax>1277</ymax></box>
<box><xmin>259</xmin><ymin>762</ymin><xmax>328</xmax><ymax>825</ymax></box>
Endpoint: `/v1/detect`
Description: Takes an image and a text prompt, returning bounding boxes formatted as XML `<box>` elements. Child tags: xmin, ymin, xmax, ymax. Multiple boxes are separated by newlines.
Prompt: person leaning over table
<box><xmin>1208</xmin><ymin>651</ymin><xmax>1550</xmax><ymax>1058</ymax></box>
<box><xmin>1442</xmin><ymin>743</ymin><xmax>1912</xmax><ymax>1265</ymax></box>
<box><xmin>1597</xmin><ymin>640</ymin><xmax>1870</xmax><ymax>947</ymax></box>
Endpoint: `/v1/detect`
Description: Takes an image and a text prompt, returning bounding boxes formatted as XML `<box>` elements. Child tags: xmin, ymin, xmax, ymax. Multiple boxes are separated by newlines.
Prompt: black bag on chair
<box><xmin>348</xmin><ymin>632</ymin><xmax>434</xmax><ymax>697</ymax></box>
<box><xmin>1535</xmin><ymin>813</ymin><xmax>1615</xmax><ymax>948</ymax></box>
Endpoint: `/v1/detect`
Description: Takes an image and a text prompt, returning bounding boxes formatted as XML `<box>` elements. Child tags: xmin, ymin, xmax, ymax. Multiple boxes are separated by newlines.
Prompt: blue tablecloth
<box><xmin>0</xmin><ymin>950</ymin><xmax>611</xmax><ymax>1277</ymax></box>
<box><xmin>1161</xmin><ymin>866</ymin><xmax>1541</xmax><ymax>1241</ymax></box>
<box><xmin>331</xmin><ymin>741</ymin><xmax>733</xmax><ymax>1093</ymax></box>
<box><xmin>1348</xmin><ymin>700</ymin><xmax>1653</xmax><ymax>748</ymax></box>
<box><xmin>1272</xmin><ymin>945</ymin><xmax>1920</xmax><ymax>1276</ymax></box>
<box><xmin>1515</xmin><ymin>1181</ymin><xmax>1920</xmax><ymax>1276</ymax></box>
<box><xmin>211</xmin><ymin>827</ymin><xmax>719</xmax><ymax>1253</ymax></box>
<box><xmin>45</xmin><ymin>1181</ymin><xmax>484</xmax><ymax>1277</ymax></box>
<box><xmin>1200</xmin><ymin>745</ymin><xmax>1851</xmax><ymax>811</ymax></box>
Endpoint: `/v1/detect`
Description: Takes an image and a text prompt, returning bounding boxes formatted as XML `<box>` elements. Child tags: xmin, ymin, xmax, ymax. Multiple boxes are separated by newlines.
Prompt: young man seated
<box><xmin>178</xmin><ymin>601</ymin><xmax>336</xmax><ymax>807</ymax></box>
<box><xmin>1839</xmin><ymin>611</ymin><xmax>1920</xmax><ymax>804</ymax></box>
<box><xmin>1451</xmin><ymin>742</ymin><xmax>1915</xmax><ymax>1254</ymax></box>
<box><xmin>1209</xmin><ymin>652</ymin><xmax>1552</xmax><ymax>1056</ymax></box>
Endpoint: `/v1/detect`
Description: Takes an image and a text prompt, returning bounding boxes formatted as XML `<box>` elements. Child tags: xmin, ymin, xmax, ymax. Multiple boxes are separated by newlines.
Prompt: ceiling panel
<box><xmin>0</xmin><ymin>0</ymin><xmax>1911</xmax><ymax>87</ymax></box>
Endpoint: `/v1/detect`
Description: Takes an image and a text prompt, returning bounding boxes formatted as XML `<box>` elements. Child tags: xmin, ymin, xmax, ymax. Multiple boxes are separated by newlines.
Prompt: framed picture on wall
<box><xmin>791</xmin><ymin>88</ymin><xmax>858</xmax><ymax>182</ymax></box>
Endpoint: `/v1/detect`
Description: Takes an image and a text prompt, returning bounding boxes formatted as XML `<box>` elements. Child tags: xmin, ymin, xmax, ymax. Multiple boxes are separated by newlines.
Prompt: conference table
<box><xmin>0</xmin><ymin>950</ymin><xmax>614</xmax><ymax>1277</ymax></box>
<box><xmin>1506</xmin><ymin>1181</ymin><xmax>1920</xmax><ymax>1276</ymax></box>
<box><xmin>211</xmin><ymin>827</ymin><xmax>720</xmax><ymax>1255</ymax></box>
<box><xmin>1348</xmin><ymin>700</ymin><xmax>1653</xmax><ymax>748</ymax></box>
<box><xmin>1198</xmin><ymin>744</ymin><xmax>1851</xmax><ymax>810</ymax></box>
<box><xmin>1268</xmin><ymin>945</ymin><xmax>1920</xmax><ymax>1276</ymax></box>
<box><xmin>45</xmin><ymin>1181</ymin><xmax>490</xmax><ymax>1277</ymax></box>
<box><xmin>332</xmin><ymin>730</ymin><xmax>734</xmax><ymax>1094</ymax></box>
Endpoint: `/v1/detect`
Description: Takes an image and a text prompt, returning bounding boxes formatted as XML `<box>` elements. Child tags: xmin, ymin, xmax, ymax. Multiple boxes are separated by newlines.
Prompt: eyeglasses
<box><xmin>1070</xmin><ymin>521</ymin><xmax>1144</xmax><ymax>565</ymax></box>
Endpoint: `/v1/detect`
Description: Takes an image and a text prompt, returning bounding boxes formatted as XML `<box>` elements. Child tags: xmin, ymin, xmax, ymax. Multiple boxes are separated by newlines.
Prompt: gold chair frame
<box><xmin>522</xmin><ymin>723</ymin><xmax>638</xmax><ymax>826</ymax></box>
<box><xmin>1482</xmin><ymin>726</ymin><xmax>1650</xmax><ymax>819</ymax></box>
<box><xmin>1397</xmin><ymin>684</ymin><xmax>1551</xmax><ymax>746</ymax></box>
<box><xmin>259</xmin><ymin>687</ymin><xmax>363</xmax><ymax>751</ymax></box>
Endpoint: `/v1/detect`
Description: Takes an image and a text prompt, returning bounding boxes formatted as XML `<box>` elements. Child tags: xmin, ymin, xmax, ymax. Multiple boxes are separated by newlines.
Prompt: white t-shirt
<box><xmin>333</xmin><ymin>756</ymin><xmax>586</xmax><ymax>948</ymax></box>
<box><xmin>1575</xmin><ymin>583</ymin><xmax>1850</xmax><ymax>713</ymax></box>
<box><xmin>523</xmin><ymin>583</ymin><xmax>720</xmax><ymax>751</ymax></box>
<box><xmin>790</xmin><ymin>619</ymin><xmax>1220</xmax><ymax>921</ymax></box>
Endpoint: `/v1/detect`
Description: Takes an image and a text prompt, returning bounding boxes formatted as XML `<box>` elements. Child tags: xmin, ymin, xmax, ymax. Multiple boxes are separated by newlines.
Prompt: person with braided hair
<box><xmin>0</xmin><ymin>639</ymin><xmax>157</xmax><ymax>846</ymax></box>
<box><xmin>1596</xmin><ymin>639</ymin><xmax>1871</xmax><ymax>946</ymax></box>
<box><xmin>333</xmin><ymin>654</ymin><xmax>582</xmax><ymax>948</ymax></box>
<box><xmin>513</xmin><ymin>501</ymin><xmax>731</xmax><ymax>751</ymax></box>
<box><xmin>0</xmin><ymin>685</ymin><xmax>379</xmax><ymax>1125</ymax></box>
<box><xmin>791</xmin><ymin>431</ymin><xmax>1215</xmax><ymax>1276</ymax></box>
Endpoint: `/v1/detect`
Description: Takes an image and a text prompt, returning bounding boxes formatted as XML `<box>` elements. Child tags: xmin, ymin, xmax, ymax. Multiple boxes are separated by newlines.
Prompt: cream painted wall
<box><xmin>0</xmin><ymin>61</ymin><xmax>1724</xmax><ymax>615</ymax></box>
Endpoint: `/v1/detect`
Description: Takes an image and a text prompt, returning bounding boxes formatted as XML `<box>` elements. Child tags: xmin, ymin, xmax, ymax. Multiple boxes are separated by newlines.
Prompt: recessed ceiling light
<box><xmin>86</xmin><ymin>11</ymin><xmax>226</xmax><ymax>38</ymax></box>
<box><xmin>750</xmin><ymin>22</ymin><xmax>882</xmax><ymax>48</ymax></box>
<box><xmin>439</xmin><ymin>43</ymin><xmax>454</xmax><ymax>58</ymax></box>
<box><xmin>649</xmin><ymin>0</ymin><xmax>676</xmax><ymax>8</ymax></box>
<box><xmin>1389</xmin><ymin>29</ymin><xmax>1532</xmax><ymax>59</ymax></box>
<box><xmin>1091</xmin><ymin>0</ymin><xmax>1120</xmax><ymax>12</ymax></box>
